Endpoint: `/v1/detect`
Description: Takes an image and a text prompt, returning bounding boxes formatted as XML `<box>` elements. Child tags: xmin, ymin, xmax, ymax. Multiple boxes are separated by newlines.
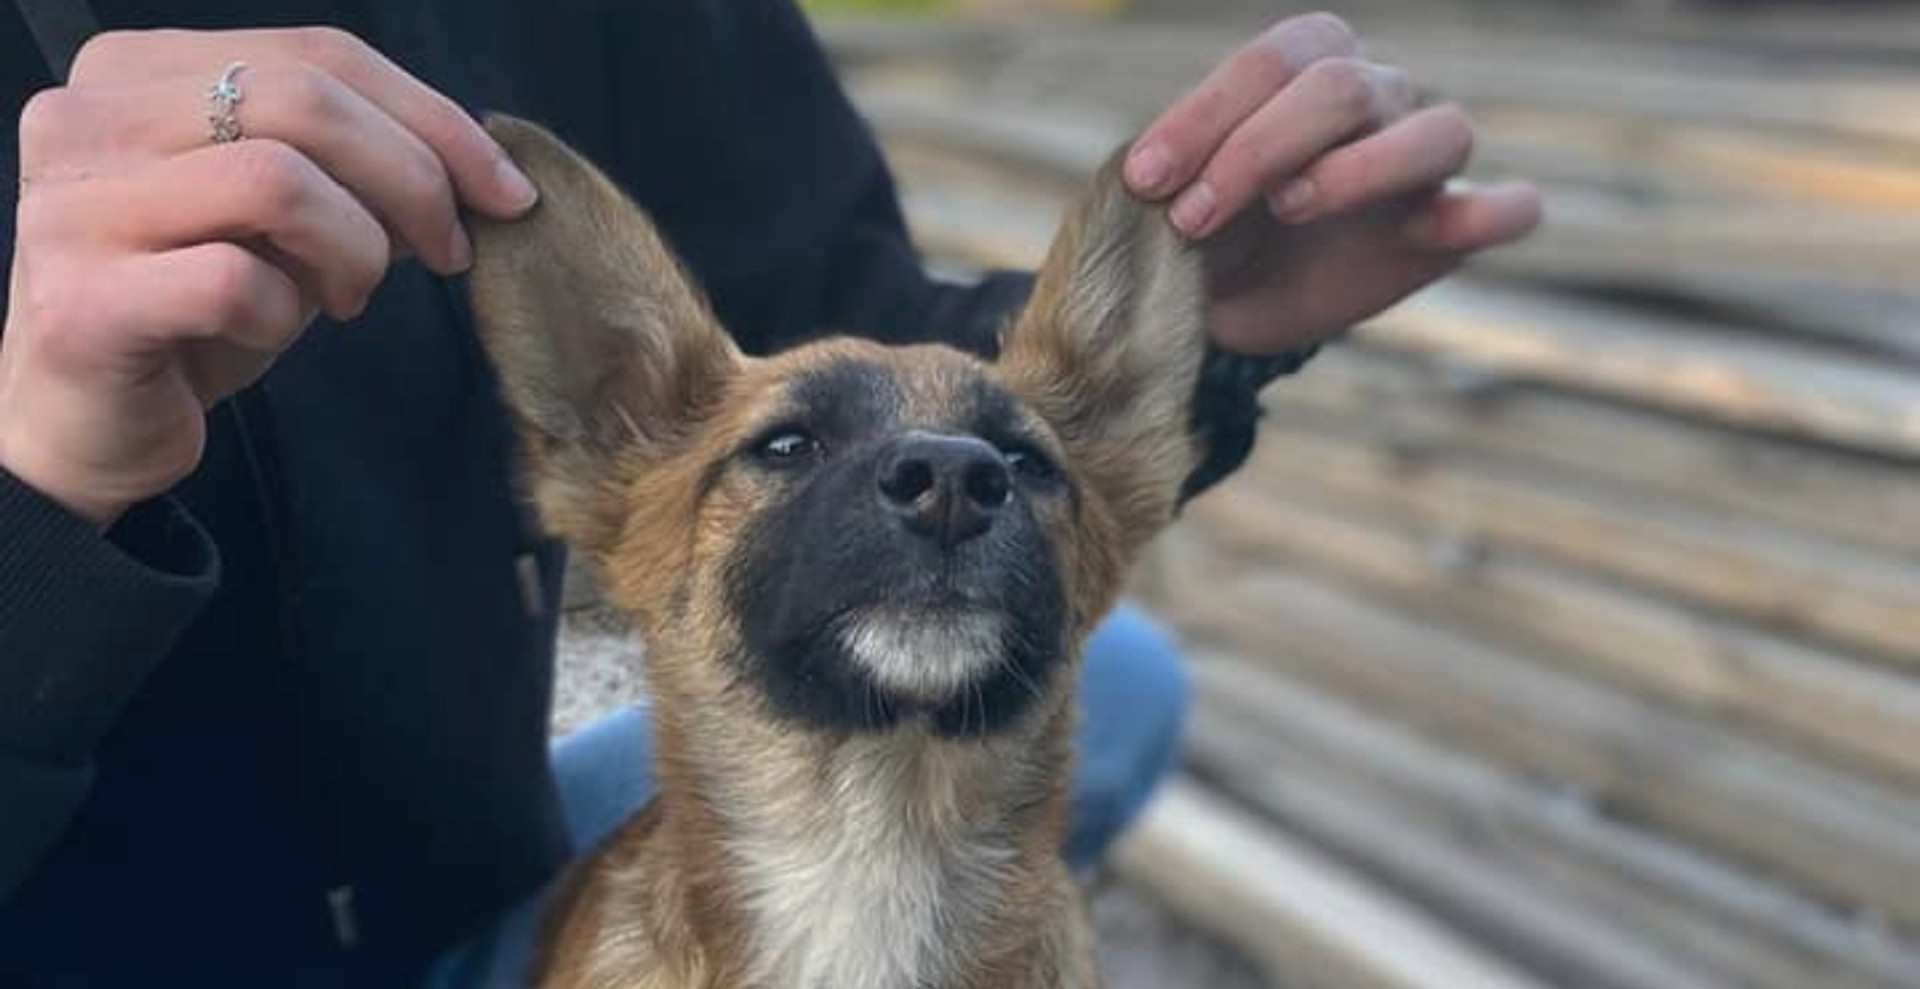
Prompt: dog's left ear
<box><xmin>996</xmin><ymin>149</ymin><xmax>1210</xmax><ymax>549</ymax></box>
<box><xmin>467</xmin><ymin>115</ymin><xmax>740</xmax><ymax>551</ymax></box>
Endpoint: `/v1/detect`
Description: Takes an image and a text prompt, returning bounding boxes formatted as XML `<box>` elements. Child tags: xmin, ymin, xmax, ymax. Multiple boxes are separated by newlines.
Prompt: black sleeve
<box><xmin>0</xmin><ymin>8</ymin><xmax>223</xmax><ymax>900</ymax></box>
<box><xmin>0</xmin><ymin>470</ymin><xmax>219</xmax><ymax>897</ymax></box>
<box><xmin>588</xmin><ymin>0</ymin><xmax>1312</xmax><ymax>495</ymax></box>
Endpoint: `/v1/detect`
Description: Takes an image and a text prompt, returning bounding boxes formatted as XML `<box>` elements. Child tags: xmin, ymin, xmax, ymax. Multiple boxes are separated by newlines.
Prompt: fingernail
<box><xmin>446</xmin><ymin>223</ymin><xmax>474</xmax><ymax>272</ymax></box>
<box><xmin>495</xmin><ymin>158</ymin><xmax>538</xmax><ymax>212</ymax></box>
<box><xmin>1170</xmin><ymin>181</ymin><xmax>1217</xmax><ymax>238</ymax></box>
<box><xmin>1126</xmin><ymin>144</ymin><xmax>1172</xmax><ymax>194</ymax></box>
<box><xmin>1271</xmin><ymin>178</ymin><xmax>1317</xmax><ymax>221</ymax></box>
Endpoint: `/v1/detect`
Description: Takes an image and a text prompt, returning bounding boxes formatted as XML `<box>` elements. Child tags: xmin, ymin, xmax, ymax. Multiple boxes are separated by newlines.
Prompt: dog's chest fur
<box><xmin>727</xmin><ymin>735</ymin><xmax>1018</xmax><ymax>989</ymax></box>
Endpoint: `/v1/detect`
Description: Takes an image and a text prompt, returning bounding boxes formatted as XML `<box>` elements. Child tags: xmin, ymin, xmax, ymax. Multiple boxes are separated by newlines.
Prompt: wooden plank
<box><xmin>887</xmin><ymin>133</ymin><xmax>1920</xmax><ymax>363</ymax></box>
<box><xmin>1111</xmin><ymin>778</ymin><xmax>1554</xmax><ymax>989</ymax></box>
<box><xmin>1188</xmin><ymin>697</ymin><xmax>1741</xmax><ymax>989</ymax></box>
<box><xmin>1241</xmin><ymin>426</ymin><xmax>1920</xmax><ymax>664</ymax></box>
<box><xmin>1007</xmin><ymin>4</ymin><xmax>1920</xmax><ymax>63</ymax></box>
<box><xmin>1179</xmin><ymin>651</ymin><xmax>1920</xmax><ymax>989</ymax></box>
<box><xmin>1152</xmin><ymin>549</ymin><xmax>1920</xmax><ymax>932</ymax></box>
<box><xmin>1524</xmin><ymin>4</ymin><xmax>1920</xmax><ymax>60</ymax></box>
<box><xmin>855</xmin><ymin>54</ymin><xmax>1920</xmax><ymax>355</ymax></box>
<box><xmin>834</xmin><ymin>21</ymin><xmax>1920</xmax><ymax>147</ymax></box>
<box><xmin>1370</xmin><ymin>34</ymin><xmax>1920</xmax><ymax>147</ymax></box>
<box><xmin>1360</xmin><ymin>281</ymin><xmax>1920</xmax><ymax>460</ymax></box>
<box><xmin>1473</xmin><ymin>109</ymin><xmax>1920</xmax><ymax>212</ymax></box>
<box><xmin>1271</xmin><ymin>347</ymin><xmax>1920</xmax><ymax>555</ymax></box>
<box><xmin>864</xmin><ymin>104</ymin><xmax>1920</xmax><ymax>457</ymax></box>
<box><xmin>1189</xmin><ymin>481</ymin><xmax>1920</xmax><ymax>786</ymax></box>
<box><xmin>1494</xmin><ymin>278</ymin><xmax>1919</xmax><ymax>367</ymax></box>
<box><xmin>1479</xmin><ymin>187</ymin><xmax>1919</xmax><ymax>296</ymax></box>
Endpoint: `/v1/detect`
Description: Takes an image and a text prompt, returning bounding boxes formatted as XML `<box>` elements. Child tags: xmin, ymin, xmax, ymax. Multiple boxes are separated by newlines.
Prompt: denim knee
<box><xmin>1064</xmin><ymin>605</ymin><xmax>1191</xmax><ymax>871</ymax></box>
<box><xmin>550</xmin><ymin>706</ymin><xmax>658</xmax><ymax>852</ymax></box>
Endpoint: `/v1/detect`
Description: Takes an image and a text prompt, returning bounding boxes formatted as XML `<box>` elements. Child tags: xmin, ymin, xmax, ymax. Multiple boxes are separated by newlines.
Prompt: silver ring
<box><xmin>207</xmin><ymin>61</ymin><xmax>247</xmax><ymax>143</ymax></box>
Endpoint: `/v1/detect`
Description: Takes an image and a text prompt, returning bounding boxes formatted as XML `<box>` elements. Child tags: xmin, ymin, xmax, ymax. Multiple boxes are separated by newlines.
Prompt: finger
<box><xmin>69</xmin><ymin>27</ymin><xmax>536</xmax><ymax>218</ymax></box>
<box><xmin>1169</xmin><ymin>57</ymin><xmax>1412</xmax><ymax>239</ymax></box>
<box><xmin>23</xmin><ymin>67</ymin><xmax>471</xmax><ymax>273</ymax></box>
<box><xmin>111</xmin><ymin>243</ymin><xmax>308</xmax><ymax>356</ymax></box>
<box><xmin>1404</xmin><ymin>180</ymin><xmax>1545</xmax><ymax>253</ymax></box>
<box><xmin>1125</xmin><ymin>12</ymin><xmax>1359</xmax><ymax>199</ymax></box>
<box><xmin>44</xmin><ymin>139</ymin><xmax>389</xmax><ymax>318</ymax></box>
<box><xmin>1268</xmin><ymin>103</ymin><xmax>1475</xmax><ymax>225</ymax></box>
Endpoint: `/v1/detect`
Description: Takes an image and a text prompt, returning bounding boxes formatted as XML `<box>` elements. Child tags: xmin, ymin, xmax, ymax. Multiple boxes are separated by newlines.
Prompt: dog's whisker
<box><xmin>973</xmin><ymin>680</ymin><xmax>988</xmax><ymax>743</ymax></box>
<box><xmin>612</xmin><ymin>400</ymin><xmax>645</xmax><ymax>444</ymax></box>
<box><xmin>998</xmin><ymin>655</ymin><xmax>1045</xmax><ymax>703</ymax></box>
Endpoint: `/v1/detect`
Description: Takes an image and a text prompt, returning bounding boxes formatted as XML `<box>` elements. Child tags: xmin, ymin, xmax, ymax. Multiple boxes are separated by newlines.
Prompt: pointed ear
<box><xmin>467</xmin><ymin>114</ymin><xmax>739</xmax><ymax>550</ymax></box>
<box><xmin>996</xmin><ymin>147</ymin><xmax>1210</xmax><ymax>548</ymax></box>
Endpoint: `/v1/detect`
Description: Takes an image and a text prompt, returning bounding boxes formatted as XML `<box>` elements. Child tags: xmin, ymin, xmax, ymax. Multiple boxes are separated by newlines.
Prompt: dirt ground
<box><xmin>553</xmin><ymin>604</ymin><xmax>1269</xmax><ymax>989</ymax></box>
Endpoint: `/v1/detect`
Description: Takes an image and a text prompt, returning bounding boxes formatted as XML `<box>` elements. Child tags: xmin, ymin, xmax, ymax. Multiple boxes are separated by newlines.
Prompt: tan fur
<box><xmin>468</xmin><ymin>117</ymin><xmax>1207</xmax><ymax>989</ymax></box>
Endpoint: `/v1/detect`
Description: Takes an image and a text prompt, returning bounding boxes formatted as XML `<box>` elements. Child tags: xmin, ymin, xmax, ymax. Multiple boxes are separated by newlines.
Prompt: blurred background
<box><xmin>562</xmin><ymin>1</ymin><xmax>1920</xmax><ymax>986</ymax></box>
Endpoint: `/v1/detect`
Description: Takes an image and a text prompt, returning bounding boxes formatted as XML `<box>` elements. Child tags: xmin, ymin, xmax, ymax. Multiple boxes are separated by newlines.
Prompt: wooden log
<box><xmin>1359</xmin><ymin>281</ymin><xmax>1920</xmax><ymax>460</ymax></box>
<box><xmin>862</xmin><ymin>104</ymin><xmax>1920</xmax><ymax>458</ymax></box>
<box><xmin>1151</xmin><ymin>548</ymin><xmax>1920</xmax><ymax>932</ymax></box>
<box><xmin>1188</xmin><ymin>700</ymin><xmax>1740</xmax><ymax>989</ymax></box>
<box><xmin>1273</xmin><ymin>347</ymin><xmax>1920</xmax><ymax>556</ymax></box>
<box><xmin>890</xmin><ymin>139</ymin><xmax>1920</xmax><ymax>364</ymax></box>
<box><xmin>1110</xmin><ymin>777</ymin><xmax>1554</xmax><ymax>989</ymax></box>
<box><xmin>820</xmin><ymin>9</ymin><xmax>1920</xmax><ymax>75</ymax></box>
<box><xmin>855</xmin><ymin>68</ymin><xmax>1920</xmax><ymax>358</ymax></box>
<box><xmin>1179</xmin><ymin>651</ymin><xmax>1920</xmax><ymax>989</ymax></box>
<box><xmin>1479</xmin><ymin>187</ymin><xmax>1919</xmax><ymax>295</ymax></box>
<box><xmin>833</xmin><ymin>21</ymin><xmax>1920</xmax><ymax>147</ymax></box>
<box><xmin>1470</xmin><ymin>268</ymin><xmax>1920</xmax><ymax>366</ymax></box>
<box><xmin>1189</xmin><ymin>481</ymin><xmax>1920</xmax><ymax>786</ymax></box>
<box><xmin>1368</xmin><ymin>34</ymin><xmax>1920</xmax><ymax>147</ymax></box>
<box><xmin>1240</xmin><ymin>426</ymin><xmax>1920</xmax><ymax>664</ymax></box>
<box><xmin>1514</xmin><ymin>4</ymin><xmax>1920</xmax><ymax>60</ymax></box>
<box><xmin>1472</xmin><ymin>108</ymin><xmax>1920</xmax><ymax>212</ymax></box>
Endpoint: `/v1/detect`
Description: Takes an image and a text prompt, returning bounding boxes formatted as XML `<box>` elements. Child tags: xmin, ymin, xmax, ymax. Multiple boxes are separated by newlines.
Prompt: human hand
<box><xmin>0</xmin><ymin>27</ymin><xmax>539</xmax><ymax>525</ymax></box>
<box><xmin>1122</xmin><ymin>13</ymin><xmax>1542</xmax><ymax>354</ymax></box>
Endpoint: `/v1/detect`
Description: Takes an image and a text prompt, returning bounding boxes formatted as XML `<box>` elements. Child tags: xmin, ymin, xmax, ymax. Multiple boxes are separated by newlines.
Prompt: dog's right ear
<box><xmin>467</xmin><ymin>115</ymin><xmax>740</xmax><ymax>550</ymax></box>
<box><xmin>995</xmin><ymin>148</ymin><xmax>1209</xmax><ymax>557</ymax></box>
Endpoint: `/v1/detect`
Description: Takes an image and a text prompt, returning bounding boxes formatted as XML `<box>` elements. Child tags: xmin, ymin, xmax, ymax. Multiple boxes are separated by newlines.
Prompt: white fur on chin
<box><xmin>837</xmin><ymin>607</ymin><xmax>1007</xmax><ymax>702</ymax></box>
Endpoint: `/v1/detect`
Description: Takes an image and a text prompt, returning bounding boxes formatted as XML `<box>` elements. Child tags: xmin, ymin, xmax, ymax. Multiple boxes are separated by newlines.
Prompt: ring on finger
<box><xmin>207</xmin><ymin>61</ymin><xmax>248</xmax><ymax>144</ymax></box>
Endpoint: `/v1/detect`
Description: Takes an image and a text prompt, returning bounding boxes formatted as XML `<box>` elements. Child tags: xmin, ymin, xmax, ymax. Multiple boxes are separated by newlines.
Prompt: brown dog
<box><xmin>466</xmin><ymin>116</ymin><xmax>1211</xmax><ymax>989</ymax></box>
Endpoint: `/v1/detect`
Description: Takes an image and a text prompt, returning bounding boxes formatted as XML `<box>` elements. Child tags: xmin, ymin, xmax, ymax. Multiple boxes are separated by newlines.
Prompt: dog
<box><xmin>466</xmin><ymin>115</ymin><xmax>1213</xmax><ymax>989</ymax></box>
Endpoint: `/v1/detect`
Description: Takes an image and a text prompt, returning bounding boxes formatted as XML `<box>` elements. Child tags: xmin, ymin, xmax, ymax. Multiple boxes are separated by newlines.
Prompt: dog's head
<box><xmin>470</xmin><ymin>117</ymin><xmax>1207</xmax><ymax>739</ymax></box>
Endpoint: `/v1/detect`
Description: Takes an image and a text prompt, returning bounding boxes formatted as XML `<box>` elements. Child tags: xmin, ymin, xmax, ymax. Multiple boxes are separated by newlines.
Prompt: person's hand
<box><xmin>0</xmin><ymin>28</ymin><xmax>539</xmax><ymax>526</ymax></box>
<box><xmin>1122</xmin><ymin>13</ymin><xmax>1542</xmax><ymax>354</ymax></box>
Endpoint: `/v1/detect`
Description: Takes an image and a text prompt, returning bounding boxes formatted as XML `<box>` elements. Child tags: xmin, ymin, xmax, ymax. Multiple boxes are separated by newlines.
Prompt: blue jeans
<box><xmin>427</xmin><ymin>604</ymin><xmax>1188</xmax><ymax>989</ymax></box>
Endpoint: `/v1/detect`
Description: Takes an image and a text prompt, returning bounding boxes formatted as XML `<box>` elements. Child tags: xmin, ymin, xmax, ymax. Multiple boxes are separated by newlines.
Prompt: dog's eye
<box><xmin>1000</xmin><ymin>444</ymin><xmax>1059</xmax><ymax>485</ymax></box>
<box><xmin>755</xmin><ymin>429</ymin><xmax>819</xmax><ymax>463</ymax></box>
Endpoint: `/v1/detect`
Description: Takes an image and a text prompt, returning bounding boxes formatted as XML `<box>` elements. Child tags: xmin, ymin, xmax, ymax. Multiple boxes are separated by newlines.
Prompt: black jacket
<box><xmin>0</xmin><ymin>1</ymin><xmax>1303</xmax><ymax>985</ymax></box>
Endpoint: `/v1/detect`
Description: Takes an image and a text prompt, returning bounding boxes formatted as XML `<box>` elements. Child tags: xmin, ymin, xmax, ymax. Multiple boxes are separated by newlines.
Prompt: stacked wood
<box><xmin>829</xmin><ymin>13</ymin><xmax>1920</xmax><ymax>357</ymax></box>
<box><xmin>819</xmin><ymin>9</ymin><xmax>1920</xmax><ymax>988</ymax></box>
<box><xmin>1112</xmin><ymin>778</ymin><xmax>1552</xmax><ymax>989</ymax></box>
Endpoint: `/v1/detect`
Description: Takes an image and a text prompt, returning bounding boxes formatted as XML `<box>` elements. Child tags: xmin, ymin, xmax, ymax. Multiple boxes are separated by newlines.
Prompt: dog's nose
<box><xmin>877</xmin><ymin>433</ymin><xmax>1012</xmax><ymax>549</ymax></box>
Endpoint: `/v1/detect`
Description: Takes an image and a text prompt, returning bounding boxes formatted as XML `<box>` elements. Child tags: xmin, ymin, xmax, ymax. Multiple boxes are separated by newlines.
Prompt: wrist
<box><xmin>0</xmin><ymin>428</ymin><xmax>132</xmax><ymax>529</ymax></box>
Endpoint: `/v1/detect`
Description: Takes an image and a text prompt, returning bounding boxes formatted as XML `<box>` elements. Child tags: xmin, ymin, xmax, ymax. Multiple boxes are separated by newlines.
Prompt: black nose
<box><xmin>877</xmin><ymin>433</ymin><xmax>1012</xmax><ymax>548</ymax></box>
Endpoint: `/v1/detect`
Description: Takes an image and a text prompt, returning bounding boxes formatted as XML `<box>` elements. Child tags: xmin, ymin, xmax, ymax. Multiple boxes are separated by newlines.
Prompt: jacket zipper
<box><xmin>226</xmin><ymin>387</ymin><xmax>361</xmax><ymax>950</ymax></box>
